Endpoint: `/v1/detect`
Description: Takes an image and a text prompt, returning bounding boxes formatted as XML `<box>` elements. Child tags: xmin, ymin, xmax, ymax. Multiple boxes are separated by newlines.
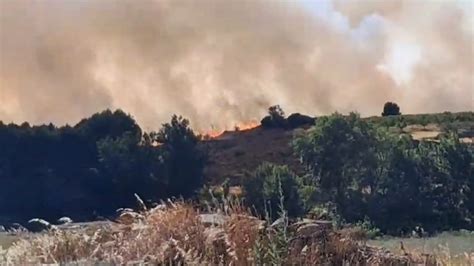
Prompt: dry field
<box><xmin>369</xmin><ymin>232</ymin><xmax>474</xmax><ymax>265</ymax></box>
<box><xmin>0</xmin><ymin>200</ymin><xmax>472</xmax><ymax>265</ymax></box>
<box><xmin>0</xmin><ymin>202</ymin><xmax>452</xmax><ymax>265</ymax></box>
<box><xmin>0</xmin><ymin>234</ymin><xmax>17</xmax><ymax>250</ymax></box>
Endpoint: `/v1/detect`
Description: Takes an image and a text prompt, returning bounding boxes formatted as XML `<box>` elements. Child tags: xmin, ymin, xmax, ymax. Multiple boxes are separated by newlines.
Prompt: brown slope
<box><xmin>199</xmin><ymin>126</ymin><xmax>305</xmax><ymax>185</ymax></box>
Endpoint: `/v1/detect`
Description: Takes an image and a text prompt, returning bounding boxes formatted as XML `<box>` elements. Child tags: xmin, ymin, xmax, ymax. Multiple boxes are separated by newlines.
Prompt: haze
<box><xmin>0</xmin><ymin>0</ymin><xmax>472</xmax><ymax>131</ymax></box>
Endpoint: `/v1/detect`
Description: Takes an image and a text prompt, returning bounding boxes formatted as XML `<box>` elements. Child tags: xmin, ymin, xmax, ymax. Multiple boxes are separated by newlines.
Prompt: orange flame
<box><xmin>201</xmin><ymin>120</ymin><xmax>259</xmax><ymax>139</ymax></box>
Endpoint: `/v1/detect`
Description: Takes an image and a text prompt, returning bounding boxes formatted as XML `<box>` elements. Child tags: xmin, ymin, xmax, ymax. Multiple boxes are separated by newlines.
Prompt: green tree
<box><xmin>293</xmin><ymin>113</ymin><xmax>377</xmax><ymax>219</ymax></box>
<box><xmin>419</xmin><ymin>114</ymin><xmax>429</xmax><ymax>129</ymax></box>
<box><xmin>368</xmin><ymin>130</ymin><xmax>422</xmax><ymax>233</ymax></box>
<box><xmin>152</xmin><ymin>115</ymin><xmax>206</xmax><ymax>198</ymax></box>
<box><xmin>76</xmin><ymin>109</ymin><xmax>141</xmax><ymax>141</ymax></box>
<box><xmin>97</xmin><ymin>132</ymin><xmax>163</xmax><ymax>205</ymax></box>
<box><xmin>428</xmin><ymin>133</ymin><xmax>473</xmax><ymax>228</ymax></box>
<box><xmin>294</xmin><ymin>113</ymin><xmax>474</xmax><ymax>233</ymax></box>
<box><xmin>243</xmin><ymin>163</ymin><xmax>303</xmax><ymax>218</ymax></box>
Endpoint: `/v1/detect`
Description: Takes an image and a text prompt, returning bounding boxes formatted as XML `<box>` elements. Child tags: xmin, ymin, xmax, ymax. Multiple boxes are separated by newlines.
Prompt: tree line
<box><xmin>244</xmin><ymin>112</ymin><xmax>473</xmax><ymax>235</ymax></box>
<box><xmin>0</xmin><ymin>105</ymin><xmax>472</xmax><ymax>235</ymax></box>
<box><xmin>0</xmin><ymin>110</ymin><xmax>205</xmax><ymax>223</ymax></box>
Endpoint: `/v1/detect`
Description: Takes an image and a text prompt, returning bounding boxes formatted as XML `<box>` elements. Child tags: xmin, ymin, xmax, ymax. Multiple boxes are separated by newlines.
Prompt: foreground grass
<box><xmin>369</xmin><ymin>231</ymin><xmax>474</xmax><ymax>265</ymax></box>
<box><xmin>0</xmin><ymin>201</ymin><xmax>472</xmax><ymax>265</ymax></box>
<box><xmin>0</xmin><ymin>234</ymin><xmax>17</xmax><ymax>250</ymax></box>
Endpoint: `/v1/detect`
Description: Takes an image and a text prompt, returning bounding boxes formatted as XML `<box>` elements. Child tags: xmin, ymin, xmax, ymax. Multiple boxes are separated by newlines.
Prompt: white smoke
<box><xmin>0</xmin><ymin>0</ymin><xmax>472</xmax><ymax>131</ymax></box>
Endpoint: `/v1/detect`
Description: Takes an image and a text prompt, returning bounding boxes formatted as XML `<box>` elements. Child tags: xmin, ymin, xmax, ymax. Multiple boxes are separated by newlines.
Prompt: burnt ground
<box><xmin>199</xmin><ymin>126</ymin><xmax>306</xmax><ymax>185</ymax></box>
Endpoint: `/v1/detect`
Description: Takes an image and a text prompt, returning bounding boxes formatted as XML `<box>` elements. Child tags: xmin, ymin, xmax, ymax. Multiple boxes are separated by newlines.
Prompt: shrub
<box><xmin>260</xmin><ymin>115</ymin><xmax>274</xmax><ymax>128</ymax></box>
<box><xmin>243</xmin><ymin>163</ymin><xmax>303</xmax><ymax>218</ymax></box>
<box><xmin>287</xmin><ymin>113</ymin><xmax>315</xmax><ymax>128</ymax></box>
<box><xmin>260</xmin><ymin>105</ymin><xmax>288</xmax><ymax>129</ymax></box>
<box><xmin>382</xmin><ymin>102</ymin><xmax>401</xmax><ymax>116</ymax></box>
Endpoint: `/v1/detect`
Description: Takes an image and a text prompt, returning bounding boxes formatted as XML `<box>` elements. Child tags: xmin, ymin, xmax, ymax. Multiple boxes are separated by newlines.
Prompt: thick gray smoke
<box><xmin>0</xmin><ymin>0</ymin><xmax>472</xmax><ymax>131</ymax></box>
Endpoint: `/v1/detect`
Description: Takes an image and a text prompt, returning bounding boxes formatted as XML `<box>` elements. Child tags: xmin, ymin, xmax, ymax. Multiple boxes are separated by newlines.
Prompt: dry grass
<box><xmin>2</xmin><ymin>204</ymin><xmax>252</xmax><ymax>264</ymax></box>
<box><xmin>1</xmin><ymin>200</ymin><xmax>472</xmax><ymax>265</ymax></box>
<box><xmin>432</xmin><ymin>249</ymin><xmax>474</xmax><ymax>266</ymax></box>
<box><xmin>369</xmin><ymin>232</ymin><xmax>474</xmax><ymax>266</ymax></box>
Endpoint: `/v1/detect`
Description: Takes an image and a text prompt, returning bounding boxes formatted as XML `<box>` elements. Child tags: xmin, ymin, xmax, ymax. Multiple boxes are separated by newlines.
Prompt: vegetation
<box><xmin>0</xmin><ymin>106</ymin><xmax>472</xmax><ymax>238</ymax></box>
<box><xmin>287</xmin><ymin>113</ymin><xmax>315</xmax><ymax>128</ymax></box>
<box><xmin>260</xmin><ymin>105</ymin><xmax>287</xmax><ymax>128</ymax></box>
<box><xmin>241</xmin><ymin>109</ymin><xmax>472</xmax><ymax>236</ymax></box>
<box><xmin>0</xmin><ymin>110</ymin><xmax>204</xmax><ymax>223</ymax></box>
<box><xmin>4</xmin><ymin>200</ymin><xmax>466</xmax><ymax>265</ymax></box>
<box><xmin>242</xmin><ymin>163</ymin><xmax>303</xmax><ymax>219</ymax></box>
<box><xmin>382</xmin><ymin>101</ymin><xmax>401</xmax><ymax>116</ymax></box>
<box><xmin>368</xmin><ymin>231</ymin><xmax>474</xmax><ymax>262</ymax></box>
<box><xmin>292</xmin><ymin>113</ymin><xmax>473</xmax><ymax>234</ymax></box>
<box><xmin>150</xmin><ymin>115</ymin><xmax>206</xmax><ymax>198</ymax></box>
<box><xmin>260</xmin><ymin>105</ymin><xmax>315</xmax><ymax>129</ymax></box>
<box><xmin>366</xmin><ymin>111</ymin><xmax>474</xmax><ymax>133</ymax></box>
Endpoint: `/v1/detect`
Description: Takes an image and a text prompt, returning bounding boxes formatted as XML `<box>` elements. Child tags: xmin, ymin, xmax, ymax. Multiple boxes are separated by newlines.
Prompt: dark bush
<box><xmin>382</xmin><ymin>102</ymin><xmax>401</xmax><ymax>116</ymax></box>
<box><xmin>287</xmin><ymin>113</ymin><xmax>315</xmax><ymax>128</ymax></box>
<box><xmin>260</xmin><ymin>105</ymin><xmax>288</xmax><ymax>129</ymax></box>
<box><xmin>260</xmin><ymin>115</ymin><xmax>274</xmax><ymax>128</ymax></box>
<box><xmin>151</xmin><ymin>115</ymin><xmax>206</xmax><ymax>198</ymax></box>
<box><xmin>0</xmin><ymin>110</ymin><xmax>205</xmax><ymax>223</ymax></box>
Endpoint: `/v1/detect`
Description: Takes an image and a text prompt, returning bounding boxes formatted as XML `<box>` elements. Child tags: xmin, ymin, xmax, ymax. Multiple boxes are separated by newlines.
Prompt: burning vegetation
<box><xmin>201</xmin><ymin>121</ymin><xmax>260</xmax><ymax>140</ymax></box>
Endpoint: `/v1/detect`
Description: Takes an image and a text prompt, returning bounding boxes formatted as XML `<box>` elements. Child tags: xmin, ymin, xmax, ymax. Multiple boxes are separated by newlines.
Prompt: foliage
<box><xmin>150</xmin><ymin>115</ymin><xmax>206</xmax><ymax>198</ymax></box>
<box><xmin>366</xmin><ymin>111</ymin><xmax>474</xmax><ymax>131</ymax></box>
<box><xmin>243</xmin><ymin>163</ymin><xmax>303</xmax><ymax>218</ymax></box>
<box><xmin>265</xmin><ymin>187</ymin><xmax>290</xmax><ymax>265</ymax></box>
<box><xmin>293</xmin><ymin>113</ymin><xmax>378</xmax><ymax>218</ymax></box>
<box><xmin>353</xmin><ymin>217</ymin><xmax>382</xmax><ymax>239</ymax></box>
<box><xmin>293</xmin><ymin>113</ymin><xmax>474</xmax><ymax>234</ymax></box>
<box><xmin>261</xmin><ymin>105</ymin><xmax>288</xmax><ymax>129</ymax></box>
<box><xmin>0</xmin><ymin>110</ymin><xmax>204</xmax><ymax>223</ymax></box>
<box><xmin>97</xmin><ymin>132</ymin><xmax>163</xmax><ymax>206</ymax></box>
<box><xmin>382</xmin><ymin>102</ymin><xmax>401</xmax><ymax>116</ymax></box>
<box><xmin>287</xmin><ymin>113</ymin><xmax>315</xmax><ymax>128</ymax></box>
<box><xmin>75</xmin><ymin>109</ymin><xmax>142</xmax><ymax>141</ymax></box>
<box><xmin>269</xmin><ymin>105</ymin><xmax>285</xmax><ymax>121</ymax></box>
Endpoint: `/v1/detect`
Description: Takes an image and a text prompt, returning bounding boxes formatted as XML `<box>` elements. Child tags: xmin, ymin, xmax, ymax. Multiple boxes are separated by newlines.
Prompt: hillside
<box><xmin>201</xmin><ymin>112</ymin><xmax>474</xmax><ymax>185</ymax></box>
<box><xmin>200</xmin><ymin>127</ymin><xmax>304</xmax><ymax>185</ymax></box>
<box><xmin>1</xmin><ymin>111</ymin><xmax>473</xmax><ymax>264</ymax></box>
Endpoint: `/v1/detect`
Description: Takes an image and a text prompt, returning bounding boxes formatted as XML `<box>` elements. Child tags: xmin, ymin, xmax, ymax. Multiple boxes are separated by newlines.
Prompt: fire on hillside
<box><xmin>201</xmin><ymin>121</ymin><xmax>260</xmax><ymax>139</ymax></box>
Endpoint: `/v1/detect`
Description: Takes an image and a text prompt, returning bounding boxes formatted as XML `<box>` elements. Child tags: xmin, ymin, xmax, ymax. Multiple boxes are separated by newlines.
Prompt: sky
<box><xmin>0</xmin><ymin>0</ymin><xmax>472</xmax><ymax>131</ymax></box>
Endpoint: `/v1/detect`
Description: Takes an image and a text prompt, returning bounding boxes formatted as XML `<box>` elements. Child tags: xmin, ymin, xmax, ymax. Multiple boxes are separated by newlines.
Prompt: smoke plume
<box><xmin>0</xmin><ymin>0</ymin><xmax>472</xmax><ymax>131</ymax></box>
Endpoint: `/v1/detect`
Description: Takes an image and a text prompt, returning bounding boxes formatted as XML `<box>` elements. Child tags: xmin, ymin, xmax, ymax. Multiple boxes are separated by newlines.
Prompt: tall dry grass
<box><xmin>1</xmin><ymin>198</ymin><xmax>473</xmax><ymax>265</ymax></box>
<box><xmin>2</xmin><ymin>201</ymin><xmax>265</xmax><ymax>265</ymax></box>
